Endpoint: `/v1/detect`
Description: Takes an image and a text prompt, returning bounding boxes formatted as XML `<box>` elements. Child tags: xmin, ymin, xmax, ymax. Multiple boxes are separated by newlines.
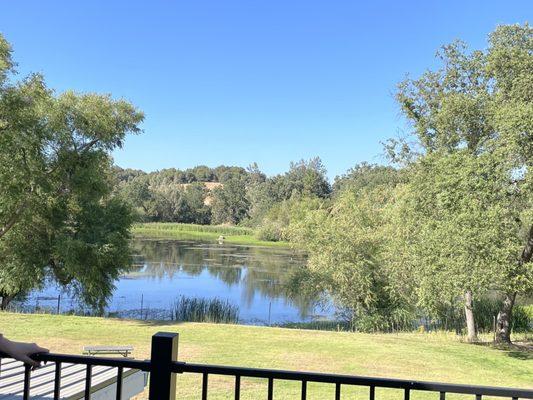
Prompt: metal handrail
<box><xmin>174</xmin><ymin>361</ymin><xmax>533</xmax><ymax>398</ymax></box>
<box><xmin>1</xmin><ymin>333</ymin><xmax>532</xmax><ymax>400</ymax></box>
<box><xmin>34</xmin><ymin>352</ymin><xmax>151</xmax><ymax>371</ymax></box>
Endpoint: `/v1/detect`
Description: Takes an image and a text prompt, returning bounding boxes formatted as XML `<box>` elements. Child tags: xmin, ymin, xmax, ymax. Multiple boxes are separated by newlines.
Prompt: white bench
<box><xmin>83</xmin><ymin>346</ymin><xmax>134</xmax><ymax>357</ymax></box>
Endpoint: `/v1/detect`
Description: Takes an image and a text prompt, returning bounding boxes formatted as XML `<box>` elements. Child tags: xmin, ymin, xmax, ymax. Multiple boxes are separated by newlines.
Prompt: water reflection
<box><xmin>125</xmin><ymin>239</ymin><xmax>321</xmax><ymax>323</ymax></box>
<box><xmin>30</xmin><ymin>239</ymin><xmax>331</xmax><ymax>324</ymax></box>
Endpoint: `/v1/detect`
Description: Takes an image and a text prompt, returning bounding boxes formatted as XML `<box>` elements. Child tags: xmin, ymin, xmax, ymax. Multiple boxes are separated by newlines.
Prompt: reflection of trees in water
<box><xmin>130</xmin><ymin>239</ymin><xmax>315</xmax><ymax>317</ymax></box>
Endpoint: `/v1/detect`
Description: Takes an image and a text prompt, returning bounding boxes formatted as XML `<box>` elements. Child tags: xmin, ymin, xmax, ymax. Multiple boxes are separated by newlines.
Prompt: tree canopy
<box><xmin>289</xmin><ymin>23</ymin><xmax>532</xmax><ymax>341</ymax></box>
<box><xmin>0</xmin><ymin>34</ymin><xmax>144</xmax><ymax>310</ymax></box>
<box><xmin>392</xmin><ymin>23</ymin><xmax>532</xmax><ymax>341</ymax></box>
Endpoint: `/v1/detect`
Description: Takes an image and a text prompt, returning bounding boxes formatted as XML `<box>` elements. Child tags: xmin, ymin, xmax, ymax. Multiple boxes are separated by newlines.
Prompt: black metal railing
<box><xmin>1</xmin><ymin>331</ymin><xmax>532</xmax><ymax>400</ymax></box>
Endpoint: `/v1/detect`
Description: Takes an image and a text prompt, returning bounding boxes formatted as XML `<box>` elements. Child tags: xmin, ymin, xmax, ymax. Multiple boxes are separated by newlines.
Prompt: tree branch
<box><xmin>0</xmin><ymin>195</ymin><xmax>31</xmax><ymax>240</ymax></box>
<box><xmin>78</xmin><ymin>138</ymin><xmax>100</xmax><ymax>154</ymax></box>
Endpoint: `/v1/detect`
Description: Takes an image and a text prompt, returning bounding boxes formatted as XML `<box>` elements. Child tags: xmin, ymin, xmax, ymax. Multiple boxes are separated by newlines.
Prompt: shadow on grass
<box><xmin>443</xmin><ymin>338</ymin><xmax>533</xmax><ymax>360</ymax></box>
<box><xmin>131</xmin><ymin>318</ymin><xmax>188</xmax><ymax>327</ymax></box>
<box><xmin>505</xmin><ymin>350</ymin><xmax>532</xmax><ymax>360</ymax></box>
<box><xmin>476</xmin><ymin>340</ymin><xmax>533</xmax><ymax>360</ymax></box>
<box><xmin>504</xmin><ymin>341</ymin><xmax>533</xmax><ymax>360</ymax></box>
<box><xmin>128</xmin><ymin>318</ymin><xmax>242</xmax><ymax>328</ymax></box>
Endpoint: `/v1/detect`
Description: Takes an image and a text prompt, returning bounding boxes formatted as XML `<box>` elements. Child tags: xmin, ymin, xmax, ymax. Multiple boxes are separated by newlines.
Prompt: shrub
<box><xmin>512</xmin><ymin>305</ymin><xmax>533</xmax><ymax>333</ymax></box>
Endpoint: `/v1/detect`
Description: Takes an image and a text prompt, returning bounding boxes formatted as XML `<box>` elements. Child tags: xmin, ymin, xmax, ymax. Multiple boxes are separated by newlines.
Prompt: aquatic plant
<box><xmin>170</xmin><ymin>296</ymin><xmax>239</xmax><ymax>324</ymax></box>
<box><xmin>135</xmin><ymin>222</ymin><xmax>253</xmax><ymax>236</ymax></box>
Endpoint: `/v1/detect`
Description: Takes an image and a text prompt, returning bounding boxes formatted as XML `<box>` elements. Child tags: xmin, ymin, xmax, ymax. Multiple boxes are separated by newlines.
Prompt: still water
<box><xmin>33</xmin><ymin>239</ymin><xmax>331</xmax><ymax>324</ymax></box>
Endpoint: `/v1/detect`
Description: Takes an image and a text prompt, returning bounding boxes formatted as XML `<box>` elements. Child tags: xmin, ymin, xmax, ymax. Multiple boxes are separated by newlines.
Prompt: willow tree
<box><xmin>389</xmin><ymin>152</ymin><xmax>527</xmax><ymax>341</ymax></box>
<box><xmin>393</xmin><ymin>24</ymin><xmax>532</xmax><ymax>342</ymax></box>
<box><xmin>288</xmin><ymin>178</ymin><xmax>410</xmax><ymax>332</ymax></box>
<box><xmin>0</xmin><ymin>34</ymin><xmax>144</xmax><ymax>311</ymax></box>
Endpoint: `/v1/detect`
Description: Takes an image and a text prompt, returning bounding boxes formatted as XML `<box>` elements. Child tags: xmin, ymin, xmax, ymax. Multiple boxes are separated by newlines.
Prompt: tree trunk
<box><xmin>0</xmin><ymin>293</ymin><xmax>15</xmax><ymax>310</ymax></box>
<box><xmin>495</xmin><ymin>292</ymin><xmax>516</xmax><ymax>344</ymax></box>
<box><xmin>494</xmin><ymin>225</ymin><xmax>533</xmax><ymax>344</ymax></box>
<box><xmin>522</xmin><ymin>225</ymin><xmax>533</xmax><ymax>264</ymax></box>
<box><xmin>464</xmin><ymin>290</ymin><xmax>478</xmax><ymax>342</ymax></box>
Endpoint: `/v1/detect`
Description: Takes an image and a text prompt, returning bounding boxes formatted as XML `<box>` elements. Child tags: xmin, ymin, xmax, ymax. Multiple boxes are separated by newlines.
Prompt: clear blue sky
<box><xmin>1</xmin><ymin>1</ymin><xmax>530</xmax><ymax>179</ymax></box>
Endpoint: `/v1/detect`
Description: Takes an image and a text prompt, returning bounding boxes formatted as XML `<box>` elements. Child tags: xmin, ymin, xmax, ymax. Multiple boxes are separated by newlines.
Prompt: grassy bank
<box><xmin>1</xmin><ymin>313</ymin><xmax>530</xmax><ymax>399</ymax></box>
<box><xmin>133</xmin><ymin>222</ymin><xmax>290</xmax><ymax>247</ymax></box>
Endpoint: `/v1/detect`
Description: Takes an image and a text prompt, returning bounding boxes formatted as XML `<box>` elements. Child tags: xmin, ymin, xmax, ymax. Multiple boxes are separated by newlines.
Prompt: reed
<box><xmin>135</xmin><ymin>222</ymin><xmax>253</xmax><ymax>236</ymax></box>
<box><xmin>170</xmin><ymin>296</ymin><xmax>240</xmax><ymax>324</ymax></box>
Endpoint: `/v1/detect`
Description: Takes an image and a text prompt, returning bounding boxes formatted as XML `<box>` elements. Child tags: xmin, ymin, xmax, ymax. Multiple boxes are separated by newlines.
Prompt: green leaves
<box><xmin>289</xmin><ymin>24</ymin><xmax>532</xmax><ymax>335</ymax></box>
<box><xmin>211</xmin><ymin>178</ymin><xmax>250</xmax><ymax>224</ymax></box>
<box><xmin>0</xmin><ymin>33</ymin><xmax>143</xmax><ymax>310</ymax></box>
<box><xmin>52</xmin><ymin>91</ymin><xmax>143</xmax><ymax>151</ymax></box>
<box><xmin>0</xmin><ymin>35</ymin><xmax>14</xmax><ymax>84</ymax></box>
<box><xmin>392</xmin><ymin>23</ymin><xmax>532</xmax><ymax>310</ymax></box>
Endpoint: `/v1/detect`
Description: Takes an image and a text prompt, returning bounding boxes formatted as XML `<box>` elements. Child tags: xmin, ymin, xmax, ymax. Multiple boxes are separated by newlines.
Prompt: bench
<box><xmin>83</xmin><ymin>345</ymin><xmax>134</xmax><ymax>357</ymax></box>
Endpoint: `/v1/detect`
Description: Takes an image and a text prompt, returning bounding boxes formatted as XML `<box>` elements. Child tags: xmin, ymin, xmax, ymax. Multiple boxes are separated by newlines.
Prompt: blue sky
<box><xmin>1</xmin><ymin>1</ymin><xmax>530</xmax><ymax>179</ymax></box>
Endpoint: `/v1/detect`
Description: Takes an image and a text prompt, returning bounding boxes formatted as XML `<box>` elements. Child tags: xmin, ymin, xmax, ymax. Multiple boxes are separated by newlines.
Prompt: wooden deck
<box><xmin>0</xmin><ymin>358</ymin><xmax>147</xmax><ymax>399</ymax></box>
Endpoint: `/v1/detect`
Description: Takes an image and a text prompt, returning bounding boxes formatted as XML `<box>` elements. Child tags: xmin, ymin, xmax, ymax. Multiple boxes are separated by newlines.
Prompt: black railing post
<box><xmin>148</xmin><ymin>332</ymin><xmax>178</xmax><ymax>400</ymax></box>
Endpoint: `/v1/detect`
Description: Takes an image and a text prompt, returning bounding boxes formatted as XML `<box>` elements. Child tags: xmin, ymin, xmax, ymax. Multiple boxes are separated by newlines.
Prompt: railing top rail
<box><xmin>173</xmin><ymin>361</ymin><xmax>533</xmax><ymax>398</ymax></box>
<box><xmin>2</xmin><ymin>343</ymin><xmax>532</xmax><ymax>400</ymax></box>
<box><xmin>1</xmin><ymin>352</ymin><xmax>152</xmax><ymax>371</ymax></box>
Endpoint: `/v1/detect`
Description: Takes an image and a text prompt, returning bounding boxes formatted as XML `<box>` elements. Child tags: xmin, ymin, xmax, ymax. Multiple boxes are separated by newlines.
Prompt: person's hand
<box><xmin>0</xmin><ymin>335</ymin><xmax>49</xmax><ymax>367</ymax></box>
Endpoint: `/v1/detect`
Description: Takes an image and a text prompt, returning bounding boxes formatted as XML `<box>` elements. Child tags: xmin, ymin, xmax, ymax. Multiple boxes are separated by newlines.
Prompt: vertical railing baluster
<box><xmin>148</xmin><ymin>332</ymin><xmax>179</xmax><ymax>400</ymax></box>
<box><xmin>84</xmin><ymin>364</ymin><xmax>92</xmax><ymax>399</ymax></box>
<box><xmin>370</xmin><ymin>385</ymin><xmax>375</xmax><ymax>400</ymax></box>
<box><xmin>115</xmin><ymin>366</ymin><xmax>124</xmax><ymax>400</ymax></box>
<box><xmin>202</xmin><ymin>373</ymin><xmax>208</xmax><ymax>400</ymax></box>
<box><xmin>235</xmin><ymin>375</ymin><xmax>241</xmax><ymax>400</ymax></box>
<box><xmin>6</xmin><ymin>338</ymin><xmax>528</xmax><ymax>400</ymax></box>
<box><xmin>23</xmin><ymin>364</ymin><xmax>31</xmax><ymax>400</ymax></box>
<box><xmin>301</xmin><ymin>380</ymin><xmax>307</xmax><ymax>400</ymax></box>
<box><xmin>53</xmin><ymin>362</ymin><xmax>62</xmax><ymax>400</ymax></box>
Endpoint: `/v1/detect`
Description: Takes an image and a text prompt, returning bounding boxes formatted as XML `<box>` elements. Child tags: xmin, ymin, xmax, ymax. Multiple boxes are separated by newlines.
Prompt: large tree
<box><xmin>390</xmin><ymin>152</ymin><xmax>526</xmax><ymax>341</ymax></box>
<box><xmin>288</xmin><ymin>183</ymin><xmax>410</xmax><ymax>331</ymax></box>
<box><xmin>211</xmin><ymin>177</ymin><xmax>250</xmax><ymax>224</ymax></box>
<box><xmin>393</xmin><ymin>24</ymin><xmax>532</xmax><ymax>342</ymax></box>
<box><xmin>0</xmin><ymin>34</ymin><xmax>144</xmax><ymax>311</ymax></box>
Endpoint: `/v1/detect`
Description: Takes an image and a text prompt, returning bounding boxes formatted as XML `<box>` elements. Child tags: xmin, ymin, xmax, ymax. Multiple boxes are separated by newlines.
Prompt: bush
<box><xmin>254</xmin><ymin>196</ymin><xmax>325</xmax><ymax>243</ymax></box>
<box><xmin>512</xmin><ymin>305</ymin><xmax>533</xmax><ymax>333</ymax></box>
<box><xmin>255</xmin><ymin>220</ymin><xmax>285</xmax><ymax>242</ymax></box>
<box><xmin>425</xmin><ymin>297</ymin><xmax>532</xmax><ymax>334</ymax></box>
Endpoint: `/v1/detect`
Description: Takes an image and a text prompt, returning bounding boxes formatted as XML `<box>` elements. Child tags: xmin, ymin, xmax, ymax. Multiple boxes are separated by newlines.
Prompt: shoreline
<box><xmin>132</xmin><ymin>222</ymin><xmax>291</xmax><ymax>248</ymax></box>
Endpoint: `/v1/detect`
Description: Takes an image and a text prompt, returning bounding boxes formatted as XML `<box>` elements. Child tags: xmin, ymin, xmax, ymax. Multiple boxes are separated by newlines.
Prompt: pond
<box><xmin>30</xmin><ymin>239</ymin><xmax>333</xmax><ymax>325</ymax></box>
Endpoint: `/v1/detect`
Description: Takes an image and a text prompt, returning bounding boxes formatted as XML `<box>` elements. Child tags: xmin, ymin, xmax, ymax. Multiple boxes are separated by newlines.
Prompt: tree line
<box><xmin>113</xmin><ymin>157</ymin><xmax>332</xmax><ymax>229</ymax></box>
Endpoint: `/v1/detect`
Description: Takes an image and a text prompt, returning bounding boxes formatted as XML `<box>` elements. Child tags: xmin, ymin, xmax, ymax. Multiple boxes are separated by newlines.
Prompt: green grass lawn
<box><xmin>133</xmin><ymin>222</ymin><xmax>290</xmax><ymax>248</ymax></box>
<box><xmin>0</xmin><ymin>313</ymin><xmax>530</xmax><ymax>399</ymax></box>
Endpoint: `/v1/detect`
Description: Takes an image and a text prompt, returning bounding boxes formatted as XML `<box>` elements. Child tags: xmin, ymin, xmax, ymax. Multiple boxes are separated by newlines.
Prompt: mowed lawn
<box><xmin>0</xmin><ymin>313</ymin><xmax>530</xmax><ymax>400</ymax></box>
